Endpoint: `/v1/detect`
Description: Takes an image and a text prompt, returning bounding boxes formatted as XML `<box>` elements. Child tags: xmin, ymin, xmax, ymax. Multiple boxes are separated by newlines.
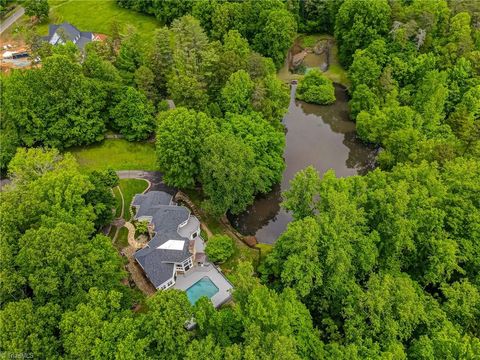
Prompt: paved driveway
<box><xmin>116</xmin><ymin>170</ymin><xmax>177</xmax><ymax>194</ymax></box>
<box><xmin>0</xmin><ymin>7</ymin><xmax>25</xmax><ymax>35</ymax></box>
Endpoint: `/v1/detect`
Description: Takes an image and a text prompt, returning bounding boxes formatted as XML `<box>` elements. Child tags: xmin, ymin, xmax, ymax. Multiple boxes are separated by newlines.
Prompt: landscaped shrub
<box><xmin>205</xmin><ymin>235</ymin><xmax>235</xmax><ymax>263</ymax></box>
<box><xmin>296</xmin><ymin>69</ymin><xmax>336</xmax><ymax>105</ymax></box>
<box><xmin>135</xmin><ymin>220</ymin><xmax>149</xmax><ymax>236</ymax></box>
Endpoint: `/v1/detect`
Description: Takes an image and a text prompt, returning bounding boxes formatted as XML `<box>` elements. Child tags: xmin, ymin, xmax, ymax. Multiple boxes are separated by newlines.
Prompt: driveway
<box><xmin>0</xmin><ymin>7</ymin><xmax>25</xmax><ymax>35</ymax></box>
<box><xmin>116</xmin><ymin>170</ymin><xmax>176</xmax><ymax>194</ymax></box>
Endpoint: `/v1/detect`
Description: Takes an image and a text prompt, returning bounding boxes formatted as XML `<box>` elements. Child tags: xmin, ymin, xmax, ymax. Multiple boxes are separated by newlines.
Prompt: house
<box><xmin>43</xmin><ymin>22</ymin><xmax>96</xmax><ymax>51</ymax></box>
<box><xmin>132</xmin><ymin>191</ymin><xmax>206</xmax><ymax>290</ymax></box>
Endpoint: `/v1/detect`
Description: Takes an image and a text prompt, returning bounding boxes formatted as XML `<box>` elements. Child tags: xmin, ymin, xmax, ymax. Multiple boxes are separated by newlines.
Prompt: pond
<box><xmin>228</xmin><ymin>84</ymin><xmax>377</xmax><ymax>244</ymax></box>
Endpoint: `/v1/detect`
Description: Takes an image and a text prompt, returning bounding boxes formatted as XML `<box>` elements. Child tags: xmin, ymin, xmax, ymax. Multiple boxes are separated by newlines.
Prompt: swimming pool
<box><xmin>186</xmin><ymin>277</ymin><xmax>219</xmax><ymax>305</ymax></box>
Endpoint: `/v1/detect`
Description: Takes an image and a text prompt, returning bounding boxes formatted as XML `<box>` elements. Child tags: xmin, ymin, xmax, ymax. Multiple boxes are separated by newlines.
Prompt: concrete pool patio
<box><xmin>173</xmin><ymin>264</ymin><xmax>233</xmax><ymax>308</ymax></box>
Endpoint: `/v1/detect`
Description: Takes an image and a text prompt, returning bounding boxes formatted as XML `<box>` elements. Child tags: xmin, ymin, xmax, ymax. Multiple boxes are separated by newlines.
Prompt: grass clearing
<box><xmin>300</xmin><ymin>34</ymin><xmax>319</xmax><ymax>48</ymax></box>
<box><xmin>116</xmin><ymin>226</ymin><xmax>129</xmax><ymax>250</ymax></box>
<box><xmin>323</xmin><ymin>43</ymin><xmax>350</xmax><ymax>88</ymax></box>
<box><xmin>256</xmin><ymin>243</ymin><xmax>274</xmax><ymax>262</ymax></box>
<box><xmin>113</xmin><ymin>187</ymin><xmax>123</xmax><ymax>218</ymax></box>
<box><xmin>69</xmin><ymin>139</ymin><xmax>157</xmax><ymax>172</ymax></box>
<box><xmin>36</xmin><ymin>0</ymin><xmax>160</xmax><ymax>40</ymax></box>
<box><xmin>119</xmin><ymin>179</ymin><xmax>148</xmax><ymax>220</ymax></box>
<box><xmin>107</xmin><ymin>225</ymin><xmax>117</xmax><ymax>239</ymax></box>
<box><xmin>220</xmin><ymin>238</ymin><xmax>259</xmax><ymax>275</ymax></box>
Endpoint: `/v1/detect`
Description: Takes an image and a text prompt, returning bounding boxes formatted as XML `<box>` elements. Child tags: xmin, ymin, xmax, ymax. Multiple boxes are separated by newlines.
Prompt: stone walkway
<box><xmin>124</xmin><ymin>221</ymin><xmax>143</xmax><ymax>249</ymax></box>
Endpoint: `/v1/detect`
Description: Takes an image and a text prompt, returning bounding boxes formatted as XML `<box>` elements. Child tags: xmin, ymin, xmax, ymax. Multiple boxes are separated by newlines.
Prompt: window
<box><xmin>182</xmin><ymin>257</ymin><xmax>193</xmax><ymax>268</ymax></box>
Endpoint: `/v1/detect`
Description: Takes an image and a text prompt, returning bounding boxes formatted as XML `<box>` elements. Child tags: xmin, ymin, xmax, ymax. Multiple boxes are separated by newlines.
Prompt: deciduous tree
<box><xmin>109</xmin><ymin>86</ymin><xmax>155</xmax><ymax>141</ymax></box>
<box><xmin>156</xmin><ymin>108</ymin><xmax>216</xmax><ymax>188</ymax></box>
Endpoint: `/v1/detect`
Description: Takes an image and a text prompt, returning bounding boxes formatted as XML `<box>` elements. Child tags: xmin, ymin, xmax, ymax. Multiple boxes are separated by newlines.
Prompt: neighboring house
<box><xmin>43</xmin><ymin>22</ymin><xmax>99</xmax><ymax>51</ymax></box>
<box><xmin>132</xmin><ymin>191</ymin><xmax>206</xmax><ymax>290</ymax></box>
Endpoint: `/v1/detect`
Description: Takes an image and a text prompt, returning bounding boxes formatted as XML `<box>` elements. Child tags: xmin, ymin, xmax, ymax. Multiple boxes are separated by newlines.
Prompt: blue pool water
<box><xmin>186</xmin><ymin>277</ymin><xmax>219</xmax><ymax>305</ymax></box>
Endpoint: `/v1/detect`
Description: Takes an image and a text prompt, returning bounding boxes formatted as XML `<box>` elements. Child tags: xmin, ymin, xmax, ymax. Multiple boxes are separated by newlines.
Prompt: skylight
<box><xmin>157</xmin><ymin>240</ymin><xmax>184</xmax><ymax>251</ymax></box>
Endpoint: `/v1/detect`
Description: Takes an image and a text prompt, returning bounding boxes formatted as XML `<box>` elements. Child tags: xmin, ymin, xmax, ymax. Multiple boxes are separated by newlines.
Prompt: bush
<box><xmin>301</xmin><ymin>35</ymin><xmax>317</xmax><ymax>48</ymax></box>
<box><xmin>293</xmin><ymin>64</ymin><xmax>307</xmax><ymax>74</ymax></box>
<box><xmin>205</xmin><ymin>235</ymin><xmax>235</xmax><ymax>263</ymax></box>
<box><xmin>135</xmin><ymin>220</ymin><xmax>149</xmax><ymax>236</ymax></box>
<box><xmin>296</xmin><ymin>69</ymin><xmax>336</xmax><ymax>105</ymax></box>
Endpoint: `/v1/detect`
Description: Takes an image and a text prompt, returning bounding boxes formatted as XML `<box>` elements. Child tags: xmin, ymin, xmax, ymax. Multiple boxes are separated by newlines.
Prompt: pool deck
<box><xmin>173</xmin><ymin>264</ymin><xmax>233</xmax><ymax>308</ymax></box>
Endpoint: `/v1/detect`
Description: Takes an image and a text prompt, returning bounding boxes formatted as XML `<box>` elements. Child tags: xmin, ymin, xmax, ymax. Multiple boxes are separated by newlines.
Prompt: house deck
<box><xmin>173</xmin><ymin>264</ymin><xmax>233</xmax><ymax>308</ymax></box>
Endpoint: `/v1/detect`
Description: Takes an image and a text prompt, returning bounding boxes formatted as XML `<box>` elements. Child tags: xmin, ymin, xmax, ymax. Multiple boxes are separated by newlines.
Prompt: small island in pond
<box><xmin>295</xmin><ymin>68</ymin><xmax>336</xmax><ymax>105</ymax></box>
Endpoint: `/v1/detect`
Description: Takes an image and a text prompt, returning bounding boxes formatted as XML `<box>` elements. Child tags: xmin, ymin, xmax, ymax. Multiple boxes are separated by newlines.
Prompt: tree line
<box><xmin>1</xmin><ymin>15</ymin><xmax>290</xmax><ymax>217</ymax></box>
<box><xmin>260</xmin><ymin>0</ymin><xmax>480</xmax><ymax>357</ymax></box>
<box><xmin>1</xmin><ymin>149</ymin><xmax>323</xmax><ymax>359</ymax></box>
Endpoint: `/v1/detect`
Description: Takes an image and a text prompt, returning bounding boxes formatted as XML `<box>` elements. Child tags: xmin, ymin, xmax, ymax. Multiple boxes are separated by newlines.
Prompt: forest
<box><xmin>1</xmin><ymin>0</ymin><xmax>480</xmax><ymax>359</ymax></box>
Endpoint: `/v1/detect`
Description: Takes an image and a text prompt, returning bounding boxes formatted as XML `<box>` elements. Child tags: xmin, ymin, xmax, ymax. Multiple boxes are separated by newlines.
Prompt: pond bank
<box><xmin>278</xmin><ymin>34</ymin><xmax>350</xmax><ymax>88</ymax></box>
<box><xmin>229</xmin><ymin>84</ymin><xmax>377</xmax><ymax>244</ymax></box>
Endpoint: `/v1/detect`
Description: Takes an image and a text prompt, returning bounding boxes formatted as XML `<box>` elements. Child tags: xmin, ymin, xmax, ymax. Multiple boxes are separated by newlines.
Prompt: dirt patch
<box><xmin>0</xmin><ymin>36</ymin><xmax>34</xmax><ymax>73</ymax></box>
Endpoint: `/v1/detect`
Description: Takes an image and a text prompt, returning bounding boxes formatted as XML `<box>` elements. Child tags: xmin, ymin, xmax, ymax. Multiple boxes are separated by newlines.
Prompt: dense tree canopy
<box><xmin>2</xmin><ymin>55</ymin><xmax>107</xmax><ymax>150</ymax></box>
<box><xmin>156</xmin><ymin>105</ymin><xmax>284</xmax><ymax>215</ymax></box>
<box><xmin>109</xmin><ymin>86</ymin><xmax>155</xmax><ymax>141</ymax></box>
<box><xmin>156</xmin><ymin>107</ymin><xmax>216</xmax><ymax>188</ymax></box>
<box><xmin>335</xmin><ymin>0</ymin><xmax>391</xmax><ymax>67</ymax></box>
<box><xmin>24</xmin><ymin>0</ymin><xmax>49</xmax><ymax>22</ymax></box>
<box><xmin>205</xmin><ymin>235</ymin><xmax>235</xmax><ymax>263</ymax></box>
<box><xmin>200</xmin><ymin>132</ymin><xmax>258</xmax><ymax>215</ymax></box>
<box><xmin>347</xmin><ymin>2</ymin><xmax>480</xmax><ymax>170</ymax></box>
<box><xmin>262</xmin><ymin>158</ymin><xmax>480</xmax><ymax>357</ymax></box>
<box><xmin>117</xmin><ymin>0</ymin><xmax>297</xmax><ymax>69</ymax></box>
<box><xmin>2</xmin><ymin>0</ymin><xmax>480</xmax><ymax>358</ymax></box>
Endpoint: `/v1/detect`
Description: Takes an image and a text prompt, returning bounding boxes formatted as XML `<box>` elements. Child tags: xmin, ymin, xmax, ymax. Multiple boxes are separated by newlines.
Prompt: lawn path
<box><xmin>112</xmin><ymin>186</ymin><xmax>125</xmax><ymax>242</ymax></box>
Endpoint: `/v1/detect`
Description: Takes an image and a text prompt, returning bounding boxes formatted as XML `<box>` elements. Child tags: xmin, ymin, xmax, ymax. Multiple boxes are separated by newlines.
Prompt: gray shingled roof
<box><xmin>132</xmin><ymin>191</ymin><xmax>172</xmax><ymax>208</ymax></box>
<box><xmin>58</xmin><ymin>22</ymin><xmax>81</xmax><ymax>41</ymax></box>
<box><xmin>75</xmin><ymin>36</ymin><xmax>92</xmax><ymax>50</ymax></box>
<box><xmin>133</xmin><ymin>191</ymin><xmax>195</xmax><ymax>288</ymax></box>
<box><xmin>48</xmin><ymin>24</ymin><xmax>59</xmax><ymax>38</ymax></box>
<box><xmin>46</xmin><ymin>22</ymin><xmax>93</xmax><ymax>50</ymax></box>
<box><xmin>135</xmin><ymin>251</ymin><xmax>175</xmax><ymax>288</ymax></box>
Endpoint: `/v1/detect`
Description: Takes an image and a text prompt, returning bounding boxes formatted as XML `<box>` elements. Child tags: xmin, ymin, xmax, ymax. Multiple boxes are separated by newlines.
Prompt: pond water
<box><xmin>229</xmin><ymin>84</ymin><xmax>377</xmax><ymax>244</ymax></box>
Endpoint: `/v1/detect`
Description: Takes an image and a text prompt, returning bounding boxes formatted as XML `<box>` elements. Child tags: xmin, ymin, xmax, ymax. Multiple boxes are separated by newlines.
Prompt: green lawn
<box><xmin>36</xmin><ymin>0</ymin><xmax>160</xmax><ymax>39</ymax></box>
<box><xmin>119</xmin><ymin>179</ymin><xmax>149</xmax><ymax>220</ymax></box>
<box><xmin>113</xmin><ymin>187</ymin><xmax>123</xmax><ymax>218</ymax></box>
<box><xmin>116</xmin><ymin>226</ymin><xmax>129</xmax><ymax>250</ymax></box>
<box><xmin>107</xmin><ymin>225</ymin><xmax>117</xmax><ymax>239</ymax></box>
<box><xmin>221</xmin><ymin>238</ymin><xmax>259</xmax><ymax>275</ymax></box>
<box><xmin>69</xmin><ymin>139</ymin><xmax>157</xmax><ymax>172</ymax></box>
